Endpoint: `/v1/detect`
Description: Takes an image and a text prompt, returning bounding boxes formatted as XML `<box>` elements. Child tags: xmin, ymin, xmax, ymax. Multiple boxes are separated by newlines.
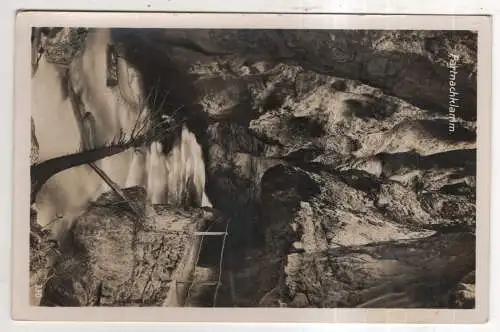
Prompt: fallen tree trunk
<box><xmin>30</xmin><ymin>142</ymin><xmax>138</xmax><ymax>204</ymax></box>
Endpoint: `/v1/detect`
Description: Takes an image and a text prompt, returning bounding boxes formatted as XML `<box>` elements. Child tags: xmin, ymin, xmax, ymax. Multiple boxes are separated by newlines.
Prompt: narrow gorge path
<box><xmin>184</xmin><ymin>217</ymin><xmax>230</xmax><ymax>307</ymax></box>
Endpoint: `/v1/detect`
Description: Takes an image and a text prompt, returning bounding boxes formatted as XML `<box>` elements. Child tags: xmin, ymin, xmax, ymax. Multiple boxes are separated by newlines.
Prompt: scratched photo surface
<box><xmin>29</xmin><ymin>28</ymin><xmax>477</xmax><ymax>308</ymax></box>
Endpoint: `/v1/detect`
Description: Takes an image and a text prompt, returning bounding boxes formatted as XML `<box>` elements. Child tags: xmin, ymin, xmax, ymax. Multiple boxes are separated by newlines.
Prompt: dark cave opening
<box><xmin>108</xmin><ymin>31</ymin><xmax>270</xmax><ymax>306</ymax></box>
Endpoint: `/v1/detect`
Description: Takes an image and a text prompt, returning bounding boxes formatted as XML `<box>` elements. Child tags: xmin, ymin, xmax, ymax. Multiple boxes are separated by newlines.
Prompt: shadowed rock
<box><xmin>111</xmin><ymin>29</ymin><xmax>477</xmax><ymax>121</ymax></box>
<box><xmin>284</xmin><ymin>232</ymin><xmax>475</xmax><ymax>308</ymax></box>
<box><xmin>230</xmin><ymin>165</ymin><xmax>474</xmax><ymax>308</ymax></box>
<box><xmin>39</xmin><ymin>187</ymin><xmax>225</xmax><ymax>307</ymax></box>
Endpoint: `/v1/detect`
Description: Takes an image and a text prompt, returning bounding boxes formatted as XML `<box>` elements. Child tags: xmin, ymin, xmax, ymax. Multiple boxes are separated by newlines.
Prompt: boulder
<box><xmin>284</xmin><ymin>232</ymin><xmax>475</xmax><ymax>308</ymax></box>
<box><xmin>39</xmin><ymin>187</ymin><xmax>225</xmax><ymax>306</ymax></box>
<box><xmin>251</xmin><ymin>164</ymin><xmax>474</xmax><ymax>308</ymax></box>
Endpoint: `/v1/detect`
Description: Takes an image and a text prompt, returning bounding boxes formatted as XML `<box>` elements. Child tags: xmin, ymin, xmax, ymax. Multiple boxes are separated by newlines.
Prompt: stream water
<box><xmin>32</xmin><ymin>28</ymin><xmax>210</xmax><ymax>239</ymax></box>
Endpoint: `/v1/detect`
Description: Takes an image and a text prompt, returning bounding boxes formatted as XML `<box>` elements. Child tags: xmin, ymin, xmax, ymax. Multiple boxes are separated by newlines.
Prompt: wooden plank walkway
<box><xmin>183</xmin><ymin>219</ymin><xmax>230</xmax><ymax>307</ymax></box>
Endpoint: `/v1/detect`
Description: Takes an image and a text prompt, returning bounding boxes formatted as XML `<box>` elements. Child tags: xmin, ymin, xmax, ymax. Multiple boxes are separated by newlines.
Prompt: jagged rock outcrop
<box><xmin>448</xmin><ymin>271</ymin><xmax>476</xmax><ymax>309</ymax></box>
<box><xmin>29</xmin><ymin>205</ymin><xmax>59</xmax><ymax>305</ymax></box>
<box><xmin>284</xmin><ymin>232</ymin><xmax>475</xmax><ymax>308</ymax></box>
<box><xmin>39</xmin><ymin>187</ymin><xmax>225</xmax><ymax>306</ymax></box>
<box><xmin>114</xmin><ymin>30</ymin><xmax>476</xmax><ymax>308</ymax></box>
<box><xmin>252</xmin><ymin>165</ymin><xmax>475</xmax><ymax>308</ymax></box>
<box><xmin>40</xmin><ymin>28</ymin><xmax>88</xmax><ymax>67</ymax></box>
<box><xmin>110</xmin><ymin>29</ymin><xmax>476</xmax><ymax>164</ymax></box>
<box><xmin>114</xmin><ymin>29</ymin><xmax>477</xmax><ymax>119</ymax></box>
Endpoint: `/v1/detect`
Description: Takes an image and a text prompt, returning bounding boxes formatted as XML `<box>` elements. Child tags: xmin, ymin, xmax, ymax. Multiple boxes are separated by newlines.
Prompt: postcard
<box><xmin>12</xmin><ymin>11</ymin><xmax>492</xmax><ymax>323</ymax></box>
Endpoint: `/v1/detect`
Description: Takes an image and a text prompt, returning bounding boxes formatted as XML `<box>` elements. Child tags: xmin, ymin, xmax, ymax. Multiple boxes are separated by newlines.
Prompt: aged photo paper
<box><xmin>11</xmin><ymin>11</ymin><xmax>492</xmax><ymax>323</ymax></box>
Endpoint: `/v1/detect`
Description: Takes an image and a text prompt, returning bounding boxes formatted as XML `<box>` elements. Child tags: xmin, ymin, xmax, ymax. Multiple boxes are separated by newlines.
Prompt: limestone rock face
<box><xmin>112</xmin><ymin>29</ymin><xmax>476</xmax><ymax>308</ymax></box>
<box><xmin>114</xmin><ymin>29</ymin><xmax>477</xmax><ymax>119</ymax></box>
<box><xmin>284</xmin><ymin>232</ymin><xmax>475</xmax><ymax>308</ymax></box>
<box><xmin>213</xmin><ymin>162</ymin><xmax>475</xmax><ymax>308</ymax></box>
<box><xmin>39</xmin><ymin>187</ymin><xmax>223</xmax><ymax>306</ymax></box>
<box><xmin>251</xmin><ymin>165</ymin><xmax>475</xmax><ymax>308</ymax></box>
<box><xmin>447</xmin><ymin>271</ymin><xmax>476</xmax><ymax>309</ymax></box>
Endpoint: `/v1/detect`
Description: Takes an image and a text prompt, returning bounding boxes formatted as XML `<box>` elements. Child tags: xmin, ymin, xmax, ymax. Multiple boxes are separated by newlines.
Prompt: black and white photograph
<box><xmin>13</xmin><ymin>12</ymin><xmax>491</xmax><ymax>323</ymax></box>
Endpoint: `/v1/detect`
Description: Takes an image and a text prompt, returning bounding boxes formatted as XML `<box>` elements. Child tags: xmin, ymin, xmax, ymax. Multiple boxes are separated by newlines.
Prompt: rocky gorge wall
<box><xmin>31</xmin><ymin>28</ymin><xmax>477</xmax><ymax>308</ymax></box>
